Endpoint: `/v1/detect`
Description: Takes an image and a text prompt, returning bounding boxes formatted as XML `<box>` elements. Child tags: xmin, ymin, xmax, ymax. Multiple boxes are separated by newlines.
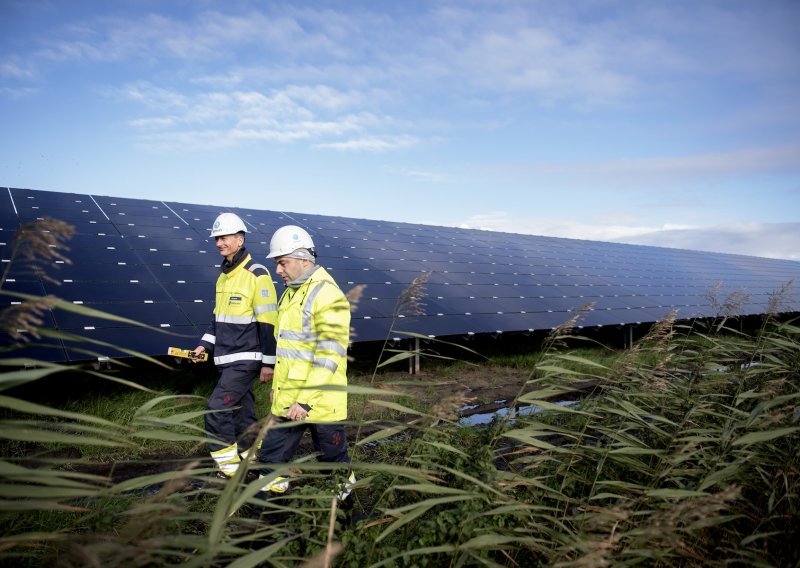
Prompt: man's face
<box><xmin>274</xmin><ymin>256</ymin><xmax>308</xmax><ymax>284</ymax></box>
<box><xmin>215</xmin><ymin>233</ymin><xmax>244</xmax><ymax>260</ymax></box>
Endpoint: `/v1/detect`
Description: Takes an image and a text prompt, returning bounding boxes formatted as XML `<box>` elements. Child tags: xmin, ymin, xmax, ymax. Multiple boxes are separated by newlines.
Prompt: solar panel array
<box><xmin>2</xmin><ymin>187</ymin><xmax>799</xmax><ymax>362</ymax></box>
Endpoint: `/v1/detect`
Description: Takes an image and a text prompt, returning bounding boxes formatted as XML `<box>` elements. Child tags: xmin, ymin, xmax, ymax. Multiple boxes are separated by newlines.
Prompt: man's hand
<box><xmin>285</xmin><ymin>402</ymin><xmax>309</xmax><ymax>421</ymax></box>
<box><xmin>259</xmin><ymin>366</ymin><xmax>274</xmax><ymax>384</ymax></box>
<box><xmin>191</xmin><ymin>346</ymin><xmax>206</xmax><ymax>363</ymax></box>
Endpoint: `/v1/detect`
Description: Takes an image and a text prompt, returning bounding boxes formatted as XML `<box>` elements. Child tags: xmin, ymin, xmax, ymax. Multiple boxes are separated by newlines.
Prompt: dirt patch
<box><xmin>354</xmin><ymin>364</ymin><xmax>597</xmax><ymax>427</ymax></box>
<box><xmin>24</xmin><ymin>366</ymin><xmax>585</xmax><ymax>484</ymax></box>
<box><xmin>354</xmin><ymin>365</ymin><xmax>534</xmax><ymax>422</ymax></box>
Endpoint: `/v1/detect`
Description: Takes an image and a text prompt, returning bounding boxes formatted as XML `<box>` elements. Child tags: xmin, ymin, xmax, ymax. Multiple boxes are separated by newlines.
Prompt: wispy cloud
<box><xmin>38</xmin><ymin>11</ymin><xmax>309</xmax><ymax>63</ymax></box>
<box><xmin>109</xmin><ymin>81</ymin><xmax>395</xmax><ymax>151</ymax></box>
<box><xmin>0</xmin><ymin>59</ymin><xmax>37</xmax><ymax>80</ymax></box>
<box><xmin>0</xmin><ymin>86</ymin><xmax>38</xmax><ymax>99</ymax></box>
<box><xmin>387</xmin><ymin>167</ymin><xmax>457</xmax><ymax>183</ymax></box>
<box><xmin>456</xmin><ymin>211</ymin><xmax>657</xmax><ymax>241</ymax></box>
<box><xmin>7</xmin><ymin>2</ymin><xmax>799</xmax><ymax>153</ymax></box>
<box><xmin>489</xmin><ymin>144</ymin><xmax>800</xmax><ymax>188</ymax></box>
<box><xmin>133</xmin><ymin>129</ymin><xmax>240</xmax><ymax>152</ymax></box>
<box><xmin>455</xmin><ymin>211</ymin><xmax>800</xmax><ymax>261</ymax></box>
<box><xmin>426</xmin><ymin>6</ymin><xmax>636</xmax><ymax>103</ymax></box>
<box><xmin>615</xmin><ymin>222</ymin><xmax>800</xmax><ymax>261</ymax></box>
<box><xmin>315</xmin><ymin>135</ymin><xmax>419</xmax><ymax>152</ymax></box>
<box><xmin>11</xmin><ymin>3</ymin><xmax>800</xmax><ymax>98</ymax></box>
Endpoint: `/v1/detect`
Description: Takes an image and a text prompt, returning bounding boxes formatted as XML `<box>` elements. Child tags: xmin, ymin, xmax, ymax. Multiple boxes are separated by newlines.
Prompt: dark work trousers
<box><xmin>259</xmin><ymin>418</ymin><xmax>350</xmax><ymax>470</ymax></box>
<box><xmin>205</xmin><ymin>365</ymin><xmax>259</xmax><ymax>453</ymax></box>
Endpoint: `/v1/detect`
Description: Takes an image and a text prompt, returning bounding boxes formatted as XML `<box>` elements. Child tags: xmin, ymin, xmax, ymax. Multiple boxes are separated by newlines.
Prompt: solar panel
<box><xmin>1</xmin><ymin>186</ymin><xmax>799</xmax><ymax>362</ymax></box>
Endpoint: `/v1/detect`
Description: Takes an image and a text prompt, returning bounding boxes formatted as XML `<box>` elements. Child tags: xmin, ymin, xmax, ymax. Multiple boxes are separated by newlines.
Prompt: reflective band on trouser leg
<box><xmin>258</xmin><ymin>421</ymin><xmax>306</xmax><ymax>493</ymax></box>
<box><xmin>211</xmin><ymin>443</ymin><xmax>241</xmax><ymax>477</ymax></box>
<box><xmin>259</xmin><ymin>475</ymin><xmax>290</xmax><ymax>493</ymax></box>
<box><xmin>240</xmin><ymin>440</ymin><xmax>262</xmax><ymax>462</ymax></box>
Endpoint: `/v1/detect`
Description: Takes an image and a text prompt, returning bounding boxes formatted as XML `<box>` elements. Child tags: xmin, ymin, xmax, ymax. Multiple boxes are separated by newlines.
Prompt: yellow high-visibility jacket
<box><xmin>200</xmin><ymin>250</ymin><xmax>278</xmax><ymax>368</ymax></box>
<box><xmin>271</xmin><ymin>266</ymin><xmax>350</xmax><ymax>422</ymax></box>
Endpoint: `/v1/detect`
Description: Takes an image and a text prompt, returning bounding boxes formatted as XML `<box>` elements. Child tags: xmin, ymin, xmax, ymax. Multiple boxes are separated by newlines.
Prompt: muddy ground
<box><xmin>358</xmin><ymin>365</ymin><xmax>538</xmax><ymax>421</ymax></box>
<box><xmin>38</xmin><ymin>365</ymin><xmax>577</xmax><ymax>484</ymax></box>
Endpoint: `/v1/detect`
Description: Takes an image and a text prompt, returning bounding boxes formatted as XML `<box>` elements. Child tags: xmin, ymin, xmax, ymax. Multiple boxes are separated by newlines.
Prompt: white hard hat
<box><xmin>210</xmin><ymin>213</ymin><xmax>247</xmax><ymax>237</ymax></box>
<box><xmin>267</xmin><ymin>225</ymin><xmax>315</xmax><ymax>258</ymax></box>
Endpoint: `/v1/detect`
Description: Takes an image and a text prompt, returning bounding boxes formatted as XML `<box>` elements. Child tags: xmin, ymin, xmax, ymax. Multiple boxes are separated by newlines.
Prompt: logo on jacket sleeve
<box><xmin>260</xmin><ymin>289</ymin><xmax>271</xmax><ymax>298</ymax></box>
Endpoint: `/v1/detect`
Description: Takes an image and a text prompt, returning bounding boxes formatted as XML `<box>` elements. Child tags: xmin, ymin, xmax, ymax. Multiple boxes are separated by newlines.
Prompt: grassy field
<box><xmin>1</xmin><ymin>310</ymin><xmax>798</xmax><ymax>567</ymax></box>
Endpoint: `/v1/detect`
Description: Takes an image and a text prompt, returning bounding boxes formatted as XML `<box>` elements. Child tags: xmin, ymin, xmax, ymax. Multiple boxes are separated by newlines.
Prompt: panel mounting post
<box><xmin>624</xmin><ymin>325</ymin><xmax>634</xmax><ymax>349</ymax></box>
<box><xmin>409</xmin><ymin>337</ymin><xmax>420</xmax><ymax>374</ymax></box>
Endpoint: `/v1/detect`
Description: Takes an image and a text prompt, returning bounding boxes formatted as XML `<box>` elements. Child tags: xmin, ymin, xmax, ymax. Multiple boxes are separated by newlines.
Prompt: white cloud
<box><xmin>9</xmin><ymin>1</ymin><xmax>798</xmax><ymax>159</ymax></box>
<box><xmin>40</xmin><ymin>12</ymin><xmax>292</xmax><ymax>63</ymax></box>
<box><xmin>0</xmin><ymin>59</ymin><xmax>37</xmax><ymax>80</ymax></box>
<box><xmin>454</xmin><ymin>212</ymin><xmax>800</xmax><ymax>261</ymax></box>
<box><xmin>388</xmin><ymin>167</ymin><xmax>457</xmax><ymax>183</ymax></box>
<box><xmin>456</xmin><ymin>211</ymin><xmax>656</xmax><ymax>242</ymax></box>
<box><xmin>490</xmin><ymin>144</ymin><xmax>800</xmax><ymax>188</ymax></box>
<box><xmin>111</xmin><ymin>81</ymin><xmax>400</xmax><ymax>150</ymax></box>
<box><xmin>0</xmin><ymin>86</ymin><xmax>38</xmax><ymax>99</ymax></box>
<box><xmin>11</xmin><ymin>2</ymin><xmax>800</xmax><ymax>99</ymax></box>
<box><xmin>614</xmin><ymin>222</ymin><xmax>800</xmax><ymax>261</ymax></box>
<box><xmin>282</xmin><ymin>85</ymin><xmax>364</xmax><ymax>111</ymax></box>
<box><xmin>128</xmin><ymin>116</ymin><xmax>179</xmax><ymax>129</ymax></box>
<box><xmin>315</xmin><ymin>135</ymin><xmax>419</xmax><ymax>152</ymax></box>
<box><xmin>441</xmin><ymin>15</ymin><xmax>636</xmax><ymax>103</ymax></box>
<box><xmin>134</xmin><ymin>129</ymin><xmax>238</xmax><ymax>152</ymax></box>
<box><xmin>114</xmin><ymin>83</ymin><xmax>189</xmax><ymax>112</ymax></box>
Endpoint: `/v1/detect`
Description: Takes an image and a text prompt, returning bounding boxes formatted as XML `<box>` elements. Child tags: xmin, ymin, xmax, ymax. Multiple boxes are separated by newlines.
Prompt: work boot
<box><xmin>210</xmin><ymin>443</ymin><xmax>241</xmax><ymax>478</ymax></box>
<box><xmin>259</xmin><ymin>474</ymin><xmax>290</xmax><ymax>494</ymax></box>
<box><xmin>337</xmin><ymin>471</ymin><xmax>357</xmax><ymax>502</ymax></box>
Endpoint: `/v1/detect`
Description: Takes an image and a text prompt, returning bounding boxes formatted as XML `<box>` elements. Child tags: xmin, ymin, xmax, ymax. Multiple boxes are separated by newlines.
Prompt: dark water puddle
<box><xmin>458</xmin><ymin>399</ymin><xmax>578</xmax><ymax>426</ymax></box>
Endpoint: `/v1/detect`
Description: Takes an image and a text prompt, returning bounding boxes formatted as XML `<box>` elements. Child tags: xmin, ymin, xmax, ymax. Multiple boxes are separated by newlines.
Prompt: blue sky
<box><xmin>2</xmin><ymin>0</ymin><xmax>799</xmax><ymax>260</ymax></box>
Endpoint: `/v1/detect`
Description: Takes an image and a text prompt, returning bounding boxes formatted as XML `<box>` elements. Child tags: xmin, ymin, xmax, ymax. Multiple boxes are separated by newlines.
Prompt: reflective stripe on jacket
<box><xmin>271</xmin><ymin>266</ymin><xmax>350</xmax><ymax>422</ymax></box>
<box><xmin>200</xmin><ymin>253</ymin><xmax>278</xmax><ymax>368</ymax></box>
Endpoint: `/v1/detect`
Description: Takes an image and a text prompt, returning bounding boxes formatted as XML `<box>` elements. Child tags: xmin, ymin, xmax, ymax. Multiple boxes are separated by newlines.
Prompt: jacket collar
<box><xmin>221</xmin><ymin>247</ymin><xmax>249</xmax><ymax>274</ymax></box>
<box><xmin>287</xmin><ymin>264</ymin><xmax>321</xmax><ymax>288</ymax></box>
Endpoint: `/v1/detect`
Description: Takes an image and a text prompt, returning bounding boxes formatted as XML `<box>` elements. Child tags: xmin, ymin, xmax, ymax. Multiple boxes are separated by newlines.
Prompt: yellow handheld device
<box><xmin>167</xmin><ymin>347</ymin><xmax>208</xmax><ymax>362</ymax></box>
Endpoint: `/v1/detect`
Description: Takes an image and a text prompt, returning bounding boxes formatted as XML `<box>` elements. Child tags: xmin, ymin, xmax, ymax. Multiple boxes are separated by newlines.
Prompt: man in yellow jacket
<box><xmin>257</xmin><ymin>225</ymin><xmax>354</xmax><ymax>497</ymax></box>
<box><xmin>193</xmin><ymin>212</ymin><xmax>278</xmax><ymax>478</ymax></box>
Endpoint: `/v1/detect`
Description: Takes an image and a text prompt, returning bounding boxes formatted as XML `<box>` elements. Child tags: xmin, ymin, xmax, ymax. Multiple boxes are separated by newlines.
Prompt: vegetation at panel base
<box><xmin>1</xmin><ymin>218</ymin><xmax>799</xmax><ymax>567</ymax></box>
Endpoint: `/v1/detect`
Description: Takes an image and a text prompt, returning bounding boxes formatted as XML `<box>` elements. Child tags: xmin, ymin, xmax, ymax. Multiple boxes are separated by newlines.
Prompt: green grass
<box><xmin>2</xmin><ymin>299</ymin><xmax>798</xmax><ymax>566</ymax></box>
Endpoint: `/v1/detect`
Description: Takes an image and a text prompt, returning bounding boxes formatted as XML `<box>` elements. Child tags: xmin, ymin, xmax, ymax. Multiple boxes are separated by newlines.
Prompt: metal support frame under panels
<box><xmin>409</xmin><ymin>337</ymin><xmax>420</xmax><ymax>374</ymax></box>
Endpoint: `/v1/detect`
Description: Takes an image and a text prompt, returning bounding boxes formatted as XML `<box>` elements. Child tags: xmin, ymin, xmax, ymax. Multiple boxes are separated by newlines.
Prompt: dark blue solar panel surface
<box><xmin>2</xmin><ymin>187</ymin><xmax>799</xmax><ymax>363</ymax></box>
